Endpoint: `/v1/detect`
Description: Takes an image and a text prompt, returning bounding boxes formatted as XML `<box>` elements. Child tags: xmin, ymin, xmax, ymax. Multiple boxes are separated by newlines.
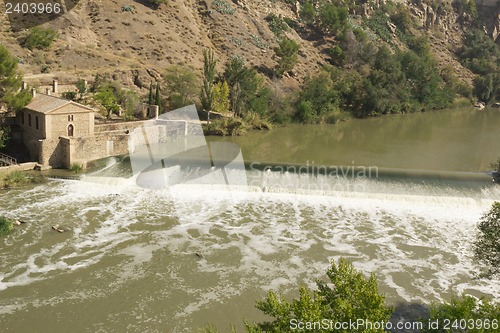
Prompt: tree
<box><xmin>119</xmin><ymin>90</ymin><xmax>140</xmax><ymax>120</ymax></box>
<box><xmin>0</xmin><ymin>45</ymin><xmax>30</xmax><ymax>109</ymax></box>
<box><xmin>422</xmin><ymin>294</ymin><xmax>500</xmax><ymax>333</ymax></box>
<box><xmin>155</xmin><ymin>82</ymin><xmax>161</xmax><ymax>112</ymax></box>
<box><xmin>94</xmin><ymin>83</ymin><xmax>120</xmax><ymax>118</ymax></box>
<box><xmin>274</xmin><ymin>38</ymin><xmax>300</xmax><ymax>77</ymax></box>
<box><xmin>299</xmin><ymin>1</ymin><xmax>316</xmax><ymax>25</ymax></box>
<box><xmin>76</xmin><ymin>79</ymin><xmax>87</xmax><ymax>99</ymax></box>
<box><xmin>201</xmin><ymin>49</ymin><xmax>217</xmax><ymax>112</ymax></box>
<box><xmin>211</xmin><ymin>81</ymin><xmax>230</xmax><ymax>114</ymax></box>
<box><xmin>148</xmin><ymin>82</ymin><xmax>154</xmax><ymax>105</ymax></box>
<box><xmin>0</xmin><ymin>126</ymin><xmax>10</xmax><ymax>149</ymax></box>
<box><xmin>222</xmin><ymin>56</ymin><xmax>261</xmax><ymax>117</ymax></box>
<box><xmin>164</xmin><ymin>65</ymin><xmax>198</xmax><ymax>110</ymax></box>
<box><xmin>473</xmin><ymin>202</ymin><xmax>500</xmax><ymax>278</ymax></box>
<box><xmin>245</xmin><ymin>259</ymin><xmax>392</xmax><ymax>332</ymax></box>
<box><xmin>318</xmin><ymin>3</ymin><xmax>349</xmax><ymax>35</ymax></box>
<box><xmin>0</xmin><ymin>45</ymin><xmax>31</xmax><ymax>148</ymax></box>
<box><xmin>22</xmin><ymin>27</ymin><xmax>57</xmax><ymax>50</ymax></box>
<box><xmin>473</xmin><ymin>74</ymin><xmax>495</xmax><ymax>103</ymax></box>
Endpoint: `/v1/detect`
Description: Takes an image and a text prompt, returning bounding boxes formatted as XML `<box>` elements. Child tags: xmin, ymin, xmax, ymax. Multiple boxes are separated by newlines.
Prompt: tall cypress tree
<box><xmin>155</xmin><ymin>82</ymin><xmax>161</xmax><ymax>113</ymax></box>
<box><xmin>201</xmin><ymin>49</ymin><xmax>216</xmax><ymax>112</ymax></box>
<box><xmin>148</xmin><ymin>82</ymin><xmax>154</xmax><ymax>105</ymax></box>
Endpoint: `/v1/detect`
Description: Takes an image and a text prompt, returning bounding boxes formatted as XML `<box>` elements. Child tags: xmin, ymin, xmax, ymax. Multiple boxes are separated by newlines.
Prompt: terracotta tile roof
<box><xmin>25</xmin><ymin>93</ymin><xmax>94</xmax><ymax>114</ymax></box>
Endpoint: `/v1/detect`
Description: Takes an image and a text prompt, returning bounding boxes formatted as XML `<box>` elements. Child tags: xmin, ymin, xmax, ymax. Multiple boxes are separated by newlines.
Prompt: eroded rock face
<box><xmin>475</xmin><ymin>0</ymin><xmax>500</xmax><ymax>43</ymax></box>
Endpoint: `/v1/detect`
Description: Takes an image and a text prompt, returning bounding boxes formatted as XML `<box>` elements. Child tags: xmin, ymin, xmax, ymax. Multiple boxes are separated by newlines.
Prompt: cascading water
<box><xmin>2</xmin><ymin>108</ymin><xmax>500</xmax><ymax>332</ymax></box>
<box><xmin>1</xmin><ymin>159</ymin><xmax>499</xmax><ymax>332</ymax></box>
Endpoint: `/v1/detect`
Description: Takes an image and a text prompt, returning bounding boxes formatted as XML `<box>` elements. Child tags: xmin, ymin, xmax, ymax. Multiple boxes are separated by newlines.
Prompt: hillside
<box><xmin>1</xmin><ymin>0</ymin><xmax>499</xmax><ymax>97</ymax></box>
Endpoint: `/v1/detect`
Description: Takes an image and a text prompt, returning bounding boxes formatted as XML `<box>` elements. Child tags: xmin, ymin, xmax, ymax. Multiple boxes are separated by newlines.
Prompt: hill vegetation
<box><xmin>0</xmin><ymin>0</ymin><xmax>499</xmax><ymax>134</ymax></box>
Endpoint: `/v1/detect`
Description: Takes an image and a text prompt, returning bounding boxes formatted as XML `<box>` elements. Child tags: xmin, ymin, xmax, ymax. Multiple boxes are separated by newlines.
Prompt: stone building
<box><xmin>18</xmin><ymin>90</ymin><xmax>96</xmax><ymax>166</ymax></box>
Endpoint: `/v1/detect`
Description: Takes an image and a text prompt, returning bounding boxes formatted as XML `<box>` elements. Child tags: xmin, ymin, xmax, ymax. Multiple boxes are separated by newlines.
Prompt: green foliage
<box><xmin>365</xmin><ymin>10</ymin><xmax>393</xmax><ymax>42</ymax></box>
<box><xmin>22</xmin><ymin>27</ymin><xmax>57</xmax><ymax>50</ymax></box>
<box><xmin>0</xmin><ymin>45</ymin><xmax>32</xmax><ymax>112</ymax></box>
<box><xmin>243</xmin><ymin>112</ymin><xmax>272</xmax><ymax>130</ymax></box>
<box><xmin>390</xmin><ymin>4</ymin><xmax>414</xmax><ymax>33</ymax></box>
<box><xmin>245</xmin><ymin>259</ymin><xmax>392</xmax><ymax>332</ymax></box>
<box><xmin>76</xmin><ymin>79</ymin><xmax>87</xmax><ymax>99</ymax></box>
<box><xmin>148</xmin><ymin>82</ymin><xmax>154</xmax><ymax>105</ymax></box>
<box><xmin>295</xmin><ymin>72</ymin><xmax>340</xmax><ymax>123</ymax></box>
<box><xmin>463</xmin><ymin>0</ymin><xmax>478</xmax><ymax>23</ymax></box>
<box><xmin>94</xmin><ymin>83</ymin><xmax>120</xmax><ymax>118</ymax></box>
<box><xmin>274</xmin><ymin>38</ymin><xmax>300</xmax><ymax>76</ymax></box>
<box><xmin>299</xmin><ymin>1</ymin><xmax>316</xmax><ymax>25</ymax></box>
<box><xmin>155</xmin><ymin>83</ymin><xmax>161</xmax><ymax>112</ymax></box>
<box><xmin>211</xmin><ymin>81</ymin><xmax>230</xmax><ymax>114</ymax></box>
<box><xmin>458</xmin><ymin>28</ymin><xmax>500</xmax><ymax>103</ymax></box>
<box><xmin>459</xmin><ymin>29</ymin><xmax>500</xmax><ymax>75</ymax></box>
<box><xmin>0</xmin><ymin>126</ymin><xmax>10</xmax><ymax>149</ymax></box>
<box><xmin>249</xmin><ymin>34</ymin><xmax>268</xmax><ymax>49</ymax></box>
<box><xmin>146</xmin><ymin>0</ymin><xmax>168</xmax><ymax>8</ymax></box>
<box><xmin>222</xmin><ymin>56</ymin><xmax>263</xmax><ymax>117</ymax></box>
<box><xmin>491</xmin><ymin>158</ymin><xmax>500</xmax><ymax>173</ymax></box>
<box><xmin>265</xmin><ymin>13</ymin><xmax>290</xmax><ymax>38</ymax></box>
<box><xmin>473</xmin><ymin>202</ymin><xmax>500</xmax><ymax>278</ymax></box>
<box><xmin>68</xmin><ymin>163</ymin><xmax>83</xmax><ymax>173</ymax></box>
<box><xmin>422</xmin><ymin>294</ymin><xmax>500</xmax><ymax>333</ymax></box>
<box><xmin>201</xmin><ymin>49</ymin><xmax>217</xmax><ymax>112</ymax></box>
<box><xmin>0</xmin><ymin>216</ymin><xmax>13</xmax><ymax>236</ymax></box>
<box><xmin>212</xmin><ymin>0</ymin><xmax>235</xmax><ymax>15</ymax></box>
<box><xmin>119</xmin><ymin>90</ymin><xmax>141</xmax><ymax>120</ymax></box>
<box><xmin>62</xmin><ymin>91</ymin><xmax>77</xmax><ymax>101</ymax></box>
<box><xmin>318</xmin><ymin>3</ymin><xmax>349</xmax><ymax>35</ymax></box>
<box><xmin>121</xmin><ymin>5</ymin><xmax>136</xmax><ymax>12</ymax></box>
<box><xmin>203</xmin><ymin>117</ymin><xmax>249</xmax><ymax>136</ymax></box>
<box><xmin>0</xmin><ymin>170</ymin><xmax>39</xmax><ymax>188</ymax></box>
<box><xmin>164</xmin><ymin>65</ymin><xmax>198</xmax><ymax>110</ymax></box>
<box><xmin>473</xmin><ymin>74</ymin><xmax>495</xmax><ymax>103</ymax></box>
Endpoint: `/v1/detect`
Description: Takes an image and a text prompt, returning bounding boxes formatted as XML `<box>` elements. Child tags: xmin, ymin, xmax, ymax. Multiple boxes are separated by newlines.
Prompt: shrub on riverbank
<box><xmin>0</xmin><ymin>170</ymin><xmax>45</xmax><ymax>189</ymax></box>
<box><xmin>0</xmin><ymin>216</ymin><xmax>13</xmax><ymax>236</ymax></box>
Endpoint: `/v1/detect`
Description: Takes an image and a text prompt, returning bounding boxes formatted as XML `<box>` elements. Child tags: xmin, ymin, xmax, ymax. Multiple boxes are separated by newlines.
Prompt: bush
<box><xmin>22</xmin><ymin>27</ymin><xmax>57</xmax><ymax>50</ymax></box>
<box><xmin>243</xmin><ymin>112</ymin><xmax>272</xmax><ymax>130</ymax></box>
<box><xmin>62</xmin><ymin>91</ymin><xmax>77</xmax><ymax>101</ymax></box>
<box><xmin>203</xmin><ymin>117</ymin><xmax>249</xmax><ymax>136</ymax></box>
<box><xmin>212</xmin><ymin>0</ymin><xmax>235</xmax><ymax>15</ymax></box>
<box><xmin>318</xmin><ymin>3</ymin><xmax>349</xmax><ymax>35</ymax></box>
<box><xmin>473</xmin><ymin>202</ymin><xmax>500</xmax><ymax>278</ymax></box>
<box><xmin>69</xmin><ymin>163</ymin><xmax>83</xmax><ymax>173</ymax></box>
<box><xmin>265</xmin><ymin>13</ymin><xmax>290</xmax><ymax>38</ymax></box>
<box><xmin>0</xmin><ymin>216</ymin><xmax>13</xmax><ymax>236</ymax></box>
<box><xmin>274</xmin><ymin>38</ymin><xmax>300</xmax><ymax>76</ymax></box>
<box><xmin>422</xmin><ymin>294</ymin><xmax>500</xmax><ymax>333</ymax></box>
<box><xmin>2</xmin><ymin>171</ymin><xmax>28</xmax><ymax>187</ymax></box>
<box><xmin>491</xmin><ymin>158</ymin><xmax>500</xmax><ymax>173</ymax></box>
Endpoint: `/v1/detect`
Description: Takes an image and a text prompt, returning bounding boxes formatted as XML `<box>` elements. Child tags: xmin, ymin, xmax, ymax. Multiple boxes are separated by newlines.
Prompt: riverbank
<box><xmin>0</xmin><ymin>166</ymin><xmax>46</xmax><ymax>189</ymax></box>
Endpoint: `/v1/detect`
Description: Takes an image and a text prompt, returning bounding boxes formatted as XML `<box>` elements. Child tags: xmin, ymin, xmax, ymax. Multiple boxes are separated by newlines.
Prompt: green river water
<box><xmin>0</xmin><ymin>108</ymin><xmax>499</xmax><ymax>332</ymax></box>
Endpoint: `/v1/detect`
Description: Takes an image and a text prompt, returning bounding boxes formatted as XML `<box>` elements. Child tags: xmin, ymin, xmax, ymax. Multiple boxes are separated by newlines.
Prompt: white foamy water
<box><xmin>0</xmin><ymin>171</ymin><xmax>499</xmax><ymax>331</ymax></box>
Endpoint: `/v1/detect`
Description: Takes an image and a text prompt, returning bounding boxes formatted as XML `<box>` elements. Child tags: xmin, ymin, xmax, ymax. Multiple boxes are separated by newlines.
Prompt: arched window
<box><xmin>21</xmin><ymin>112</ymin><xmax>25</xmax><ymax>125</ymax></box>
<box><xmin>35</xmin><ymin>116</ymin><xmax>39</xmax><ymax>130</ymax></box>
<box><xmin>28</xmin><ymin>114</ymin><xmax>31</xmax><ymax>127</ymax></box>
<box><xmin>68</xmin><ymin>124</ymin><xmax>74</xmax><ymax>137</ymax></box>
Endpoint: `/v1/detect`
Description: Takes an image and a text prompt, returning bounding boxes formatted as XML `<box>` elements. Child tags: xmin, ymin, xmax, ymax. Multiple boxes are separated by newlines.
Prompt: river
<box><xmin>0</xmin><ymin>108</ymin><xmax>499</xmax><ymax>332</ymax></box>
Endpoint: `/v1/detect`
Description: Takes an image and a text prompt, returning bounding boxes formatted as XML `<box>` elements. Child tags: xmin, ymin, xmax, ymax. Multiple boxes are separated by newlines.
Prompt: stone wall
<box><xmin>69</xmin><ymin>134</ymin><xmax>130</xmax><ymax>167</ymax></box>
<box><xmin>39</xmin><ymin>138</ymin><xmax>70</xmax><ymax>168</ymax></box>
<box><xmin>48</xmin><ymin>105</ymin><xmax>94</xmax><ymax>139</ymax></box>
